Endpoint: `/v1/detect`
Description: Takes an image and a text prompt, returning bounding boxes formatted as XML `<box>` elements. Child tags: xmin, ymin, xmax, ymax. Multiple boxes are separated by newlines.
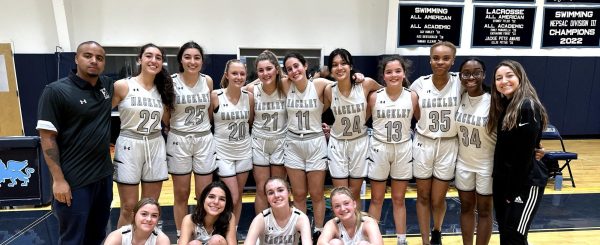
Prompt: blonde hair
<box><xmin>330</xmin><ymin>186</ymin><xmax>363</xmax><ymax>231</ymax></box>
<box><xmin>488</xmin><ymin>60</ymin><xmax>548</xmax><ymax>133</ymax></box>
<box><xmin>220</xmin><ymin>59</ymin><xmax>245</xmax><ymax>88</ymax></box>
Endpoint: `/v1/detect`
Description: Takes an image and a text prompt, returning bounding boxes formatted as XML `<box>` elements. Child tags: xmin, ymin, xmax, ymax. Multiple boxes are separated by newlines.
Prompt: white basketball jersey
<box><xmin>371</xmin><ymin>87</ymin><xmax>414</xmax><ymax>143</ymax></box>
<box><xmin>170</xmin><ymin>73</ymin><xmax>211</xmax><ymax>132</ymax></box>
<box><xmin>330</xmin><ymin>83</ymin><xmax>368</xmax><ymax>140</ymax></box>
<box><xmin>118</xmin><ymin>77</ymin><xmax>163</xmax><ymax>135</ymax></box>
<box><xmin>119</xmin><ymin>224</ymin><xmax>160</xmax><ymax>245</ymax></box>
<box><xmin>337</xmin><ymin>219</ymin><xmax>367</xmax><ymax>245</ymax></box>
<box><xmin>286</xmin><ymin>80</ymin><xmax>324</xmax><ymax>134</ymax></box>
<box><xmin>410</xmin><ymin>73</ymin><xmax>461</xmax><ymax>138</ymax></box>
<box><xmin>194</xmin><ymin>224</ymin><xmax>213</xmax><ymax>243</ymax></box>
<box><xmin>252</xmin><ymin>83</ymin><xmax>288</xmax><ymax>138</ymax></box>
<box><xmin>455</xmin><ymin>92</ymin><xmax>496</xmax><ymax>173</ymax></box>
<box><xmin>259</xmin><ymin>207</ymin><xmax>302</xmax><ymax>245</ymax></box>
<box><xmin>213</xmin><ymin>89</ymin><xmax>251</xmax><ymax>160</ymax></box>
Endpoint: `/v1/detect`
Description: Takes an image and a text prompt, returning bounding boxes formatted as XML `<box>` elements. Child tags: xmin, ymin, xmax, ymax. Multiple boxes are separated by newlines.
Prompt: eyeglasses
<box><xmin>460</xmin><ymin>71</ymin><xmax>484</xmax><ymax>80</ymax></box>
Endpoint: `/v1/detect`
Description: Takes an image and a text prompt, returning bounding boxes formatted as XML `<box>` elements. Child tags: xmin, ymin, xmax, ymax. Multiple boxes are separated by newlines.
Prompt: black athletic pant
<box><xmin>52</xmin><ymin>175</ymin><xmax>113</xmax><ymax>245</ymax></box>
<box><xmin>493</xmin><ymin>184</ymin><xmax>545</xmax><ymax>245</ymax></box>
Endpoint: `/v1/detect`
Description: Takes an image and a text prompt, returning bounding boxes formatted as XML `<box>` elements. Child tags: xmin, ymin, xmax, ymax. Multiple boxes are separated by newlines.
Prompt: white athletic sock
<box><xmin>177</xmin><ymin>230</ymin><xmax>181</xmax><ymax>237</ymax></box>
<box><xmin>314</xmin><ymin>227</ymin><xmax>323</xmax><ymax>232</ymax></box>
<box><xmin>397</xmin><ymin>234</ymin><xmax>406</xmax><ymax>241</ymax></box>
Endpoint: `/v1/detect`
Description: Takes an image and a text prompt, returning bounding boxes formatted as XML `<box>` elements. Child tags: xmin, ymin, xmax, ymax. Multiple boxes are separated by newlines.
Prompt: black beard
<box><xmin>87</xmin><ymin>73</ymin><xmax>99</xmax><ymax>78</ymax></box>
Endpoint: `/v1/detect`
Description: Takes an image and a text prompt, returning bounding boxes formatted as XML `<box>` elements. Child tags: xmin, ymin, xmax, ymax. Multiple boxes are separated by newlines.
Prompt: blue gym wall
<box><xmin>16</xmin><ymin>54</ymin><xmax>600</xmax><ymax>137</ymax></box>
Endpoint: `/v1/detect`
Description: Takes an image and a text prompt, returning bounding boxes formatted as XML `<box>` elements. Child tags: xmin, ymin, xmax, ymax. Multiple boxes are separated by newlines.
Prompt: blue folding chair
<box><xmin>542</xmin><ymin>124</ymin><xmax>578</xmax><ymax>187</ymax></box>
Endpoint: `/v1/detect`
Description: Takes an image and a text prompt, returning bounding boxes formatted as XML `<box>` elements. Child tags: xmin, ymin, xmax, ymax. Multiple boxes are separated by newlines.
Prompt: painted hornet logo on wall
<box><xmin>0</xmin><ymin>159</ymin><xmax>35</xmax><ymax>187</ymax></box>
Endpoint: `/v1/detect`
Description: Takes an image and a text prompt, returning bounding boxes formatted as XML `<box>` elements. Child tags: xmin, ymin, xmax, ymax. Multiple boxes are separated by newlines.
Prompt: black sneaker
<box><xmin>312</xmin><ymin>230</ymin><xmax>321</xmax><ymax>245</ymax></box>
<box><xmin>430</xmin><ymin>230</ymin><xmax>442</xmax><ymax>245</ymax></box>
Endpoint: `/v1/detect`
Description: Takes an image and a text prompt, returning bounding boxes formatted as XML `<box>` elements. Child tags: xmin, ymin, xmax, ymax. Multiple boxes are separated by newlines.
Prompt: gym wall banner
<box><xmin>474</xmin><ymin>0</ymin><xmax>534</xmax><ymax>2</ymax></box>
<box><xmin>546</xmin><ymin>0</ymin><xmax>600</xmax><ymax>3</ymax></box>
<box><xmin>472</xmin><ymin>6</ymin><xmax>536</xmax><ymax>47</ymax></box>
<box><xmin>542</xmin><ymin>7</ymin><xmax>600</xmax><ymax>47</ymax></box>
<box><xmin>397</xmin><ymin>4</ymin><xmax>464</xmax><ymax>46</ymax></box>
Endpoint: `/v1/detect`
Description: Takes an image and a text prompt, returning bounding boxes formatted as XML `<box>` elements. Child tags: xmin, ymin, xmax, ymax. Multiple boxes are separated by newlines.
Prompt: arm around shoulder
<box><xmin>314</xmin><ymin>77</ymin><xmax>333</xmax><ymax>87</ymax></box>
<box><xmin>112</xmin><ymin>79</ymin><xmax>129</xmax><ymax>108</ymax></box>
<box><xmin>363</xmin><ymin>77</ymin><xmax>382</xmax><ymax>94</ymax></box>
<box><xmin>205</xmin><ymin>74</ymin><xmax>215</xmax><ymax>91</ymax></box>
<box><xmin>411</xmin><ymin>90</ymin><xmax>420</xmax><ymax>120</ymax></box>
<box><xmin>248</xmin><ymin>91</ymin><xmax>255</xmax><ymax>125</ymax></box>
<box><xmin>323</xmin><ymin>84</ymin><xmax>333</xmax><ymax>110</ymax></box>
<box><xmin>409</xmin><ymin>77</ymin><xmax>423</xmax><ymax>93</ymax></box>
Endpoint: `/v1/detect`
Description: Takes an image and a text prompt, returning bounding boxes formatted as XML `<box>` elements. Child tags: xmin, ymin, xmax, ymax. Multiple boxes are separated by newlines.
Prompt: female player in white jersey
<box><xmin>366</xmin><ymin>55</ymin><xmax>417</xmax><ymax>245</ymax></box>
<box><xmin>210</xmin><ymin>59</ymin><xmax>254</xmax><ymax>227</ymax></box>
<box><xmin>244</xmin><ymin>50</ymin><xmax>289</xmax><ymax>214</ymax></box>
<box><xmin>179</xmin><ymin>181</ymin><xmax>237</xmax><ymax>245</ymax></box>
<box><xmin>455</xmin><ymin>58</ymin><xmax>495</xmax><ymax>245</ymax></box>
<box><xmin>164</xmin><ymin>41</ymin><xmax>216</xmax><ymax>237</ymax></box>
<box><xmin>244</xmin><ymin>177</ymin><xmax>313</xmax><ymax>245</ymax></box>
<box><xmin>112</xmin><ymin>43</ymin><xmax>175</xmax><ymax>227</ymax></box>
<box><xmin>456</xmin><ymin>58</ymin><xmax>545</xmax><ymax>245</ymax></box>
<box><xmin>282</xmin><ymin>52</ymin><xmax>332</xmax><ymax>237</ymax></box>
<box><xmin>410</xmin><ymin>41</ymin><xmax>461</xmax><ymax>245</ymax></box>
<box><xmin>324</xmin><ymin>48</ymin><xmax>381</xmax><ymax>203</ymax></box>
<box><xmin>104</xmin><ymin>198</ymin><xmax>170</xmax><ymax>245</ymax></box>
<box><xmin>317</xmin><ymin>186</ymin><xmax>383</xmax><ymax>245</ymax></box>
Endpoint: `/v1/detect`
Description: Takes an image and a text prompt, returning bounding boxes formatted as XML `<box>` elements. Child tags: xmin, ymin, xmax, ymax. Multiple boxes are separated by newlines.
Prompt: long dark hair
<box><xmin>176</xmin><ymin>41</ymin><xmax>205</xmax><ymax>73</ymax></box>
<box><xmin>378</xmin><ymin>54</ymin><xmax>412</xmax><ymax>87</ymax></box>
<box><xmin>136</xmin><ymin>43</ymin><xmax>175</xmax><ymax>110</ymax></box>
<box><xmin>283</xmin><ymin>52</ymin><xmax>307</xmax><ymax>76</ymax></box>
<box><xmin>328</xmin><ymin>48</ymin><xmax>356</xmax><ymax>86</ymax></box>
<box><xmin>488</xmin><ymin>60</ymin><xmax>548</xmax><ymax>133</ymax></box>
<box><xmin>191</xmin><ymin>181</ymin><xmax>233</xmax><ymax>237</ymax></box>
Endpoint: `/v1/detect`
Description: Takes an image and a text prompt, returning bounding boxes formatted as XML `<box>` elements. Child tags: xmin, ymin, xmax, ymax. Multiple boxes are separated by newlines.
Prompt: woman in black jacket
<box><xmin>488</xmin><ymin>60</ymin><xmax>549</xmax><ymax>244</ymax></box>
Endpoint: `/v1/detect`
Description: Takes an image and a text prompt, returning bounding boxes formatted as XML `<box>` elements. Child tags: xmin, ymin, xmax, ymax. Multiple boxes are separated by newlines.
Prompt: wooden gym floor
<box><xmin>1</xmin><ymin>139</ymin><xmax>599</xmax><ymax>244</ymax></box>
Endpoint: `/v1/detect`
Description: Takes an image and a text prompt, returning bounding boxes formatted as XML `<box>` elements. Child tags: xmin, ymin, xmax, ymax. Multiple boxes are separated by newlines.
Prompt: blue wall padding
<box><xmin>14</xmin><ymin>54</ymin><xmax>63</xmax><ymax>136</ymax></box>
<box><xmin>14</xmin><ymin>53</ymin><xmax>600</xmax><ymax>136</ymax></box>
<box><xmin>587</xmin><ymin>61</ymin><xmax>600</xmax><ymax>135</ymax></box>
<box><xmin>202</xmin><ymin>54</ymin><xmax>237</xmax><ymax>89</ymax></box>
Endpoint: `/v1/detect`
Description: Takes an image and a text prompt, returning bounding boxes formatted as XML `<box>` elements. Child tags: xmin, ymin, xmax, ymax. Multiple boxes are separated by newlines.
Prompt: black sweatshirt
<box><xmin>493</xmin><ymin>99</ymin><xmax>543</xmax><ymax>197</ymax></box>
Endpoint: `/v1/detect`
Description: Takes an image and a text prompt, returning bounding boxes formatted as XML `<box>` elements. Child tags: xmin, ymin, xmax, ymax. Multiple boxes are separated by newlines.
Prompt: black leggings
<box><xmin>493</xmin><ymin>185</ymin><xmax>545</xmax><ymax>245</ymax></box>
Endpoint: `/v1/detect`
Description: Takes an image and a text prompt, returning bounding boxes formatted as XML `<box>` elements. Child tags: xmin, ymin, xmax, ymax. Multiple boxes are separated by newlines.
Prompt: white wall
<box><xmin>2</xmin><ymin>0</ymin><xmax>599</xmax><ymax>57</ymax></box>
<box><xmin>0</xmin><ymin>0</ymin><xmax>59</xmax><ymax>53</ymax></box>
<box><xmin>66</xmin><ymin>0</ymin><xmax>388</xmax><ymax>55</ymax></box>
